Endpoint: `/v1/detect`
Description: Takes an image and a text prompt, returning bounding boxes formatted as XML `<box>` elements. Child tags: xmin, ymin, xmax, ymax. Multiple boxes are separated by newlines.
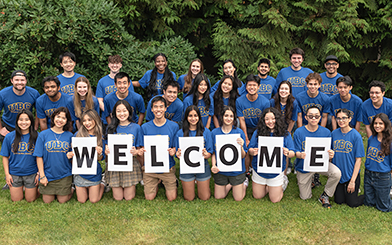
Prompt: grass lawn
<box><xmin>1</xmin><ymin>130</ymin><xmax>391</xmax><ymax>244</ymax></box>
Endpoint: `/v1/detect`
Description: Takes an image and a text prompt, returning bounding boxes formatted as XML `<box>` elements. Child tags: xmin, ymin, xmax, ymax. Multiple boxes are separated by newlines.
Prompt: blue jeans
<box><xmin>364</xmin><ymin>169</ymin><xmax>392</xmax><ymax>212</ymax></box>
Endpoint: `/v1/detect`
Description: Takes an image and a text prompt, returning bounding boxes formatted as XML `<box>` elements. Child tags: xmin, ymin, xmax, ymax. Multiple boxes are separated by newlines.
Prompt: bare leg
<box><xmin>181</xmin><ymin>180</ymin><xmax>196</xmax><ymax>201</ymax></box>
<box><xmin>9</xmin><ymin>186</ymin><xmax>24</xmax><ymax>202</ymax></box>
<box><xmin>123</xmin><ymin>186</ymin><xmax>136</xmax><ymax>201</ymax></box>
<box><xmin>196</xmin><ymin>179</ymin><xmax>211</xmax><ymax>201</ymax></box>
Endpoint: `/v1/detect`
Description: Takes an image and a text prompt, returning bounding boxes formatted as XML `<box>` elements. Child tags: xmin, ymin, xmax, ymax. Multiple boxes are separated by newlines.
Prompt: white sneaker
<box><xmin>282</xmin><ymin>175</ymin><xmax>289</xmax><ymax>192</ymax></box>
<box><xmin>286</xmin><ymin>167</ymin><xmax>292</xmax><ymax>175</ymax></box>
<box><xmin>140</xmin><ymin>180</ymin><xmax>144</xmax><ymax>186</ymax></box>
<box><xmin>244</xmin><ymin>178</ymin><xmax>249</xmax><ymax>187</ymax></box>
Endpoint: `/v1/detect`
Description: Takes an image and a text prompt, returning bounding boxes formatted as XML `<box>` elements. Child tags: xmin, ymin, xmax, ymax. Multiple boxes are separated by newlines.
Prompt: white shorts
<box><xmin>252</xmin><ymin>171</ymin><xmax>284</xmax><ymax>187</ymax></box>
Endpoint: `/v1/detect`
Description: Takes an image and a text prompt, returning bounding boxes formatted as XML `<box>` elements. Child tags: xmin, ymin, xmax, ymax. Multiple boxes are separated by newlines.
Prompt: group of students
<box><xmin>1</xmin><ymin>48</ymin><xmax>392</xmax><ymax>213</ymax></box>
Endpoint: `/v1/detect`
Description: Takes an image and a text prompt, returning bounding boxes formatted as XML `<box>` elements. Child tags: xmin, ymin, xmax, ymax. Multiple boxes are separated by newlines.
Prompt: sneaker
<box><xmin>140</xmin><ymin>180</ymin><xmax>144</xmax><ymax>186</ymax></box>
<box><xmin>2</xmin><ymin>183</ymin><xmax>9</xmax><ymax>190</ymax></box>
<box><xmin>243</xmin><ymin>178</ymin><xmax>249</xmax><ymax>187</ymax></box>
<box><xmin>246</xmin><ymin>171</ymin><xmax>251</xmax><ymax>180</ymax></box>
<box><xmin>286</xmin><ymin>167</ymin><xmax>292</xmax><ymax>175</ymax></box>
<box><xmin>282</xmin><ymin>175</ymin><xmax>289</xmax><ymax>192</ymax></box>
<box><xmin>319</xmin><ymin>193</ymin><xmax>332</xmax><ymax>208</ymax></box>
<box><xmin>312</xmin><ymin>173</ymin><xmax>322</xmax><ymax>189</ymax></box>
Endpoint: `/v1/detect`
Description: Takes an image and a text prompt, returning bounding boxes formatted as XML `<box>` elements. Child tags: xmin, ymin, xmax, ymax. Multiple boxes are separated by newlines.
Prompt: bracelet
<box><xmin>40</xmin><ymin>175</ymin><xmax>46</xmax><ymax>179</ymax></box>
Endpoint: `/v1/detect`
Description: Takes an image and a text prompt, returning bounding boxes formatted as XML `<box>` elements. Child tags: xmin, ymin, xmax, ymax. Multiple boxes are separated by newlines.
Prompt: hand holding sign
<box><xmin>303</xmin><ymin>137</ymin><xmax>332</xmax><ymax>172</ymax></box>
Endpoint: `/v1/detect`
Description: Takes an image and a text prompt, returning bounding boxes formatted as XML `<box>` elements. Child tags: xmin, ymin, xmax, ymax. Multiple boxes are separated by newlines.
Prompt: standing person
<box><xmin>175</xmin><ymin>105</ymin><xmax>213</xmax><ymax>201</ymax></box>
<box><xmin>273</xmin><ymin>47</ymin><xmax>313</xmax><ymax>97</ymax></box>
<box><xmin>66</xmin><ymin>77</ymin><xmax>100</xmax><ymax>131</ymax></box>
<box><xmin>177</xmin><ymin>59</ymin><xmax>210</xmax><ymax>99</ymax></box>
<box><xmin>1</xmin><ymin>110</ymin><xmax>39</xmax><ymax>202</ymax></box>
<box><xmin>182</xmin><ymin>73</ymin><xmax>213</xmax><ymax>128</ymax></box>
<box><xmin>66</xmin><ymin>110</ymin><xmax>105</xmax><ymax>203</ymax></box>
<box><xmin>36</xmin><ymin>76</ymin><xmax>70</xmax><ymax>131</ymax></box>
<box><xmin>133</xmin><ymin>53</ymin><xmax>177</xmax><ymax>99</ymax></box>
<box><xmin>364</xmin><ymin>113</ymin><xmax>392</xmax><ymax>212</ymax></box>
<box><xmin>96</xmin><ymin>55</ymin><xmax>134</xmax><ymax>112</ymax></box>
<box><xmin>361</xmin><ymin>80</ymin><xmax>392</xmax><ymax>138</ymax></box>
<box><xmin>213</xmin><ymin>75</ymin><xmax>239</xmax><ymax>128</ymax></box>
<box><xmin>142</xmin><ymin>96</ymin><xmax>179</xmax><ymax>201</ymax></box>
<box><xmin>330</xmin><ymin>76</ymin><xmax>363</xmax><ymax>131</ymax></box>
<box><xmin>105</xmin><ymin>100</ymin><xmax>143</xmax><ymax>201</ymax></box>
<box><xmin>332</xmin><ymin>109</ymin><xmax>365</xmax><ymax>207</ymax></box>
<box><xmin>57</xmin><ymin>52</ymin><xmax>84</xmax><ymax>96</ymax></box>
<box><xmin>294</xmin><ymin>106</ymin><xmax>341</xmax><ymax>208</ymax></box>
<box><xmin>211</xmin><ymin>106</ymin><xmax>248</xmax><ymax>201</ymax></box>
<box><xmin>248</xmin><ymin>107</ymin><xmax>295</xmax><ymax>203</ymax></box>
<box><xmin>210</xmin><ymin>59</ymin><xmax>245</xmax><ymax>95</ymax></box>
<box><xmin>33</xmin><ymin>107</ymin><xmax>74</xmax><ymax>204</ymax></box>
<box><xmin>320</xmin><ymin>55</ymin><xmax>343</xmax><ymax>97</ymax></box>
<box><xmin>103</xmin><ymin>72</ymin><xmax>145</xmax><ymax>126</ymax></box>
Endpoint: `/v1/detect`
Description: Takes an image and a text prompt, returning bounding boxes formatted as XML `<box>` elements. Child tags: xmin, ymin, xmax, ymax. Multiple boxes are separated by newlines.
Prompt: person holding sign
<box><xmin>34</xmin><ymin>107</ymin><xmax>74</xmax><ymax>204</ymax></box>
<box><xmin>363</xmin><ymin>113</ymin><xmax>392</xmax><ymax>212</ymax></box>
<box><xmin>213</xmin><ymin>75</ymin><xmax>239</xmax><ymax>128</ymax></box>
<box><xmin>105</xmin><ymin>100</ymin><xmax>144</xmax><ymax>201</ymax></box>
<box><xmin>332</xmin><ymin>109</ymin><xmax>365</xmax><ymax>207</ymax></box>
<box><xmin>1</xmin><ymin>110</ymin><xmax>39</xmax><ymax>202</ymax></box>
<box><xmin>248</xmin><ymin>107</ymin><xmax>295</xmax><ymax>203</ymax></box>
<box><xmin>294</xmin><ymin>106</ymin><xmax>340</xmax><ymax>208</ymax></box>
<box><xmin>211</xmin><ymin>106</ymin><xmax>248</xmax><ymax>201</ymax></box>
<box><xmin>142</xmin><ymin>96</ymin><xmax>179</xmax><ymax>201</ymax></box>
<box><xmin>67</xmin><ymin>110</ymin><xmax>105</xmax><ymax>203</ymax></box>
<box><xmin>175</xmin><ymin>105</ymin><xmax>213</xmax><ymax>201</ymax></box>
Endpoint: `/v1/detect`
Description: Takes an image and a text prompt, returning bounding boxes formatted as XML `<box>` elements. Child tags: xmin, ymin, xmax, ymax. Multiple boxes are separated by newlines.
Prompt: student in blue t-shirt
<box><xmin>296</xmin><ymin>73</ymin><xmax>330</xmax><ymax>128</ymax></box>
<box><xmin>145</xmin><ymin>79</ymin><xmax>183</xmax><ymax>124</ymax></box>
<box><xmin>1</xmin><ymin>110</ymin><xmax>39</xmax><ymax>202</ymax></box>
<box><xmin>248</xmin><ymin>107</ymin><xmax>295</xmax><ymax>203</ymax></box>
<box><xmin>133</xmin><ymin>53</ymin><xmax>177</xmax><ymax>100</ymax></box>
<box><xmin>178</xmin><ymin>59</ymin><xmax>211</xmax><ymax>99</ymax></box>
<box><xmin>141</xmin><ymin>96</ymin><xmax>179</xmax><ymax>201</ymax></box>
<box><xmin>96</xmin><ymin>55</ymin><xmax>134</xmax><ymax>112</ymax></box>
<box><xmin>330</xmin><ymin>76</ymin><xmax>362</xmax><ymax>131</ymax></box>
<box><xmin>320</xmin><ymin>55</ymin><xmax>343</xmax><ymax>97</ymax></box>
<box><xmin>36</xmin><ymin>76</ymin><xmax>70</xmax><ymax>131</ymax></box>
<box><xmin>175</xmin><ymin>105</ymin><xmax>213</xmax><ymax>201</ymax></box>
<box><xmin>67</xmin><ymin>110</ymin><xmax>105</xmax><ymax>203</ymax></box>
<box><xmin>104</xmin><ymin>100</ymin><xmax>144</xmax><ymax>201</ymax></box>
<box><xmin>213</xmin><ymin>75</ymin><xmax>239</xmax><ymax>128</ymax></box>
<box><xmin>211</xmin><ymin>106</ymin><xmax>248</xmax><ymax>201</ymax></box>
<box><xmin>57</xmin><ymin>52</ymin><xmax>84</xmax><ymax>96</ymax></box>
<box><xmin>361</xmin><ymin>80</ymin><xmax>392</xmax><ymax>138</ymax></box>
<box><xmin>332</xmin><ymin>109</ymin><xmax>365</xmax><ymax>207</ymax></box>
<box><xmin>210</xmin><ymin>59</ymin><xmax>245</xmax><ymax>95</ymax></box>
<box><xmin>363</xmin><ymin>113</ymin><xmax>392</xmax><ymax>212</ymax></box>
<box><xmin>183</xmin><ymin>73</ymin><xmax>213</xmax><ymax>128</ymax></box>
<box><xmin>294</xmin><ymin>106</ymin><xmax>341</xmax><ymax>208</ymax></box>
<box><xmin>273</xmin><ymin>47</ymin><xmax>313</xmax><ymax>97</ymax></box>
<box><xmin>103</xmin><ymin>72</ymin><xmax>145</xmax><ymax>126</ymax></box>
<box><xmin>34</xmin><ymin>107</ymin><xmax>74</xmax><ymax>204</ymax></box>
<box><xmin>66</xmin><ymin>77</ymin><xmax>100</xmax><ymax>131</ymax></box>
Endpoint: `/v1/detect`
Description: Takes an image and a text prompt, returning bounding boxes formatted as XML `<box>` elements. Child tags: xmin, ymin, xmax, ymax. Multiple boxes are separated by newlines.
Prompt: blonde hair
<box><xmin>74</xmin><ymin>77</ymin><xmax>95</xmax><ymax>119</ymax></box>
<box><xmin>76</xmin><ymin>110</ymin><xmax>103</xmax><ymax>147</ymax></box>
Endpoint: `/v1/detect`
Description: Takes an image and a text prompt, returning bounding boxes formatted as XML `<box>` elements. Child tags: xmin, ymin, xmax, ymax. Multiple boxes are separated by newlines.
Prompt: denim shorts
<box><xmin>11</xmin><ymin>173</ymin><xmax>37</xmax><ymax>188</ymax></box>
<box><xmin>74</xmin><ymin>174</ymin><xmax>101</xmax><ymax>188</ymax></box>
<box><xmin>180</xmin><ymin>162</ymin><xmax>211</xmax><ymax>182</ymax></box>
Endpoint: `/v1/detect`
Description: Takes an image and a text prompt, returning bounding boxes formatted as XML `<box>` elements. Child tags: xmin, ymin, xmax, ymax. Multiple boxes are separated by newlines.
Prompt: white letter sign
<box><xmin>179</xmin><ymin>136</ymin><xmax>204</xmax><ymax>174</ymax></box>
<box><xmin>216</xmin><ymin>134</ymin><xmax>242</xmax><ymax>172</ymax></box>
<box><xmin>144</xmin><ymin>135</ymin><xmax>170</xmax><ymax>173</ymax></box>
<box><xmin>257</xmin><ymin>136</ymin><xmax>283</xmax><ymax>174</ymax></box>
<box><xmin>72</xmin><ymin>137</ymin><xmax>97</xmax><ymax>175</ymax></box>
<box><xmin>108</xmin><ymin>134</ymin><xmax>133</xmax><ymax>171</ymax></box>
<box><xmin>303</xmin><ymin>137</ymin><xmax>331</xmax><ymax>172</ymax></box>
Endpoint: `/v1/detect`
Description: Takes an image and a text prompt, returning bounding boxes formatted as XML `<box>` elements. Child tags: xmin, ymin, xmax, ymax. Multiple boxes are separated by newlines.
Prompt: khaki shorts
<box><xmin>143</xmin><ymin>166</ymin><xmax>177</xmax><ymax>195</ymax></box>
<box><xmin>39</xmin><ymin>175</ymin><xmax>72</xmax><ymax>196</ymax></box>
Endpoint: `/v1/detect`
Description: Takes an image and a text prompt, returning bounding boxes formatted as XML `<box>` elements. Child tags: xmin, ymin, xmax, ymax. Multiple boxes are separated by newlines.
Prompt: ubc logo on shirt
<box><xmin>333</xmin><ymin>139</ymin><xmax>353</xmax><ymax>153</ymax></box>
<box><xmin>45</xmin><ymin>140</ymin><xmax>70</xmax><ymax>152</ymax></box>
<box><xmin>12</xmin><ymin>142</ymin><xmax>35</xmax><ymax>155</ymax></box>
<box><xmin>302</xmin><ymin>103</ymin><xmax>322</xmax><ymax>114</ymax></box>
<box><xmin>367</xmin><ymin>146</ymin><xmax>384</xmax><ymax>163</ymax></box>
<box><xmin>61</xmin><ymin>85</ymin><xmax>74</xmax><ymax>95</ymax></box>
<box><xmin>258</xmin><ymin>84</ymin><xmax>272</xmax><ymax>94</ymax></box>
<box><xmin>105</xmin><ymin>85</ymin><xmax>117</xmax><ymax>95</ymax></box>
<box><xmin>45</xmin><ymin>108</ymin><xmax>56</xmax><ymax>118</ymax></box>
<box><xmin>333</xmin><ymin>109</ymin><xmax>354</xmax><ymax>119</ymax></box>
<box><xmin>301</xmin><ymin>141</ymin><xmax>306</xmax><ymax>151</ymax></box>
<box><xmin>287</xmin><ymin>77</ymin><xmax>306</xmax><ymax>88</ymax></box>
<box><xmin>165</xmin><ymin>112</ymin><xmax>174</xmax><ymax>120</ymax></box>
<box><xmin>156</xmin><ymin>79</ymin><xmax>162</xmax><ymax>90</ymax></box>
<box><xmin>368</xmin><ymin>115</ymin><xmax>375</xmax><ymax>123</ymax></box>
<box><xmin>8</xmin><ymin>102</ymin><xmax>32</xmax><ymax>113</ymax></box>
<box><xmin>321</xmin><ymin>84</ymin><xmax>337</xmax><ymax>95</ymax></box>
<box><xmin>199</xmin><ymin>106</ymin><xmax>209</xmax><ymax>117</ymax></box>
<box><xmin>242</xmin><ymin>108</ymin><xmax>262</xmax><ymax>119</ymax></box>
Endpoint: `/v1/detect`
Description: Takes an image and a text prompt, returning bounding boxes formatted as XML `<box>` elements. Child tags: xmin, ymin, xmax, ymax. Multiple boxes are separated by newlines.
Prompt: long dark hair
<box><xmin>183</xmin><ymin>59</ymin><xmax>204</xmax><ymax>94</ymax></box>
<box><xmin>107</xmin><ymin>100</ymin><xmax>134</xmax><ymax>135</ymax></box>
<box><xmin>371</xmin><ymin>113</ymin><xmax>392</xmax><ymax>156</ymax></box>
<box><xmin>256</xmin><ymin>107</ymin><xmax>288</xmax><ymax>137</ymax></box>
<box><xmin>223</xmin><ymin>59</ymin><xmax>242</xmax><ymax>89</ymax></box>
<box><xmin>146</xmin><ymin>53</ymin><xmax>174</xmax><ymax>100</ymax></box>
<box><xmin>214</xmin><ymin>75</ymin><xmax>238</xmax><ymax>125</ymax></box>
<box><xmin>188</xmin><ymin>73</ymin><xmax>211</xmax><ymax>109</ymax></box>
<box><xmin>13</xmin><ymin>110</ymin><xmax>38</xmax><ymax>153</ymax></box>
<box><xmin>219</xmin><ymin>106</ymin><xmax>238</xmax><ymax>128</ymax></box>
<box><xmin>50</xmin><ymin>107</ymin><xmax>72</xmax><ymax>131</ymax></box>
<box><xmin>272</xmin><ymin>81</ymin><xmax>295</xmax><ymax>125</ymax></box>
<box><xmin>182</xmin><ymin>105</ymin><xmax>204</xmax><ymax>137</ymax></box>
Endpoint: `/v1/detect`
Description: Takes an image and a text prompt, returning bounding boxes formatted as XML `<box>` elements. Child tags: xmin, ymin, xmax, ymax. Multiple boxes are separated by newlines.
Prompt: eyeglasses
<box><xmin>369</xmin><ymin>91</ymin><xmax>382</xmax><ymax>95</ymax></box>
<box><xmin>336</xmin><ymin>117</ymin><xmax>349</xmax><ymax>121</ymax></box>
<box><xmin>326</xmin><ymin>62</ymin><xmax>338</xmax><ymax>67</ymax></box>
<box><xmin>307</xmin><ymin>115</ymin><xmax>321</xmax><ymax>119</ymax></box>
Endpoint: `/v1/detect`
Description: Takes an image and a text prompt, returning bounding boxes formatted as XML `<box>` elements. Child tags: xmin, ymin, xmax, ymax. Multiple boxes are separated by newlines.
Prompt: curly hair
<box><xmin>256</xmin><ymin>107</ymin><xmax>288</xmax><ymax>137</ymax></box>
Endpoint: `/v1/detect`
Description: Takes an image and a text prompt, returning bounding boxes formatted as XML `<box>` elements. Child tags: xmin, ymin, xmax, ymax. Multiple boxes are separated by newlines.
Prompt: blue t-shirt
<box><xmin>177</xmin><ymin>74</ymin><xmax>212</xmax><ymax>99</ymax></box>
<box><xmin>57</xmin><ymin>73</ymin><xmax>84</xmax><ymax>96</ymax></box>
<box><xmin>296</xmin><ymin>91</ymin><xmax>330</xmax><ymax>125</ymax></box>
<box><xmin>96</xmin><ymin>74</ymin><xmax>134</xmax><ymax>99</ymax></box>
<box><xmin>238</xmin><ymin>76</ymin><xmax>276</xmax><ymax>100</ymax></box>
<box><xmin>66</xmin><ymin>96</ymin><xmax>100</xmax><ymax>122</ymax></box>
<box><xmin>273</xmin><ymin>66</ymin><xmax>313</xmax><ymax>97</ymax></box>
<box><xmin>145</xmin><ymin>96</ymin><xmax>183</xmax><ymax>123</ymax></box>
<box><xmin>183</xmin><ymin>95</ymin><xmax>214</xmax><ymax>127</ymax></box>
<box><xmin>103</xmin><ymin>91</ymin><xmax>146</xmax><ymax>124</ymax></box>
<box><xmin>141</xmin><ymin>120</ymin><xmax>179</xmax><ymax>169</ymax></box>
<box><xmin>138</xmin><ymin>69</ymin><xmax>177</xmax><ymax>95</ymax></box>
<box><xmin>249</xmin><ymin>131</ymin><xmax>294</xmax><ymax>179</ymax></box>
<box><xmin>332</xmin><ymin>128</ymin><xmax>365</xmax><ymax>183</ymax></box>
<box><xmin>365</xmin><ymin>135</ymin><xmax>392</xmax><ymax>173</ymax></box>
<box><xmin>0</xmin><ymin>131</ymin><xmax>38</xmax><ymax>176</ymax></box>
<box><xmin>329</xmin><ymin>93</ymin><xmax>363</xmax><ymax>127</ymax></box>
<box><xmin>36</xmin><ymin>93</ymin><xmax>71</xmax><ymax>128</ymax></box>
<box><xmin>211</xmin><ymin>127</ymin><xmax>248</xmax><ymax>176</ymax></box>
<box><xmin>320</xmin><ymin>72</ymin><xmax>343</xmax><ymax>97</ymax></box>
<box><xmin>33</xmin><ymin>129</ymin><xmax>73</xmax><ymax>182</ymax></box>
<box><xmin>293</xmin><ymin>125</ymin><xmax>331</xmax><ymax>173</ymax></box>
<box><xmin>361</xmin><ymin>98</ymin><xmax>392</xmax><ymax>125</ymax></box>
<box><xmin>114</xmin><ymin>122</ymin><xmax>144</xmax><ymax>148</ymax></box>
<box><xmin>236</xmin><ymin>94</ymin><xmax>270</xmax><ymax>128</ymax></box>
<box><xmin>270</xmin><ymin>98</ymin><xmax>299</xmax><ymax>122</ymax></box>
<box><xmin>211</xmin><ymin>79</ymin><xmax>245</xmax><ymax>96</ymax></box>
<box><xmin>0</xmin><ymin>86</ymin><xmax>40</xmax><ymax>128</ymax></box>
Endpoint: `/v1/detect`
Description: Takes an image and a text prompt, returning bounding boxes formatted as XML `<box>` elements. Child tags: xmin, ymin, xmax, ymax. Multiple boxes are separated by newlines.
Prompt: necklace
<box><xmin>52</xmin><ymin>129</ymin><xmax>63</xmax><ymax>143</ymax></box>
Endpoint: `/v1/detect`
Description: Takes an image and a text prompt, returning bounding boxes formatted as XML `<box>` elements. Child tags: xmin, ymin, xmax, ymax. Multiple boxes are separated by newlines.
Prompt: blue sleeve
<box><xmin>211</xmin><ymin>80</ymin><xmax>220</xmax><ymax>94</ymax></box>
<box><xmin>93</xmin><ymin>97</ymin><xmax>100</xmax><ymax>114</ymax></box>
<box><xmin>273</xmin><ymin>71</ymin><xmax>283</xmax><ymax>94</ymax></box>
<box><xmin>284</xmin><ymin>134</ymin><xmax>295</xmax><ymax>151</ymax></box>
<box><xmin>139</xmin><ymin>70</ymin><xmax>151</xmax><ymax>89</ymax></box>
<box><xmin>171</xmin><ymin>71</ymin><xmax>177</xmax><ymax>81</ymax></box>
<box><xmin>239</xmin><ymin>129</ymin><xmax>248</xmax><ymax>153</ymax></box>
<box><xmin>36</xmin><ymin>97</ymin><xmax>46</xmax><ymax>119</ymax></box>
<box><xmin>103</xmin><ymin>98</ymin><xmax>111</xmax><ymax>119</ymax></box>
<box><xmin>204</xmin><ymin>129</ymin><xmax>213</xmax><ymax>154</ymax></box>
<box><xmin>209</xmin><ymin>96</ymin><xmax>214</xmax><ymax>116</ymax></box>
<box><xmin>33</xmin><ymin>133</ymin><xmax>45</xmax><ymax>157</ymax></box>
<box><xmin>66</xmin><ymin>97</ymin><xmax>77</xmax><ymax>121</ymax></box>
<box><xmin>172</xmin><ymin>101</ymin><xmax>183</xmax><ymax>123</ymax></box>
<box><xmin>174</xmin><ymin>130</ymin><xmax>181</xmax><ymax>151</ymax></box>
<box><xmin>96</xmin><ymin>80</ymin><xmax>105</xmax><ymax>98</ymax></box>
<box><xmin>361</xmin><ymin>103</ymin><xmax>370</xmax><ymax>125</ymax></box>
<box><xmin>145</xmin><ymin>100</ymin><xmax>153</xmax><ymax>121</ymax></box>
<box><xmin>236</xmin><ymin>99</ymin><xmax>244</xmax><ymax>117</ymax></box>
<box><xmin>322</xmin><ymin>96</ymin><xmax>330</xmax><ymax>115</ymax></box>
<box><xmin>292</xmin><ymin>100</ymin><xmax>298</xmax><ymax>121</ymax></box>
<box><xmin>248</xmin><ymin>130</ymin><xmax>258</xmax><ymax>149</ymax></box>
<box><xmin>169</xmin><ymin>124</ymin><xmax>179</xmax><ymax>148</ymax></box>
<box><xmin>293</xmin><ymin>130</ymin><xmax>302</xmax><ymax>153</ymax></box>
<box><xmin>135</xmin><ymin>126</ymin><xmax>144</xmax><ymax>147</ymax></box>
<box><xmin>136</xmin><ymin>95</ymin><xmax>146</xmax><ymax>114</ymax></box>
<box><xmin>0</xmin><ymin>133</ymin><xmax>12</xmax><ymax>157</ymax></box>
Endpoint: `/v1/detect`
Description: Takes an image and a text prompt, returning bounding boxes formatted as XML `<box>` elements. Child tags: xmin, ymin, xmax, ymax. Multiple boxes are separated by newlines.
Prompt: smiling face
<box><xmin>324</xmin><ymin>61</ymin><xmax>339</xmax><ymax>75</ymax></box>
<box><xmin>222</xmin><ymin>109</ymin><xmax>235</xmax><ymax>126</ymax></box>
<box><xmin>60</xmin><ymin>56</ymin><xmax>76</xmax><ymax>73</ymax></box>
<box><xmin>187</xmin><ymin>109</ymin><xmax>199</xmax><ymax>128</ymax></box>
<box><xmin>221</xmin><ymin>78</ymin><xmax>233</xmax><ymax>95</ymax></box>
<box><xmin>369</xmin><ymin>86</ymin><xmax>385</xmax><ymax>105</ymax></box>
<box><xmin>246</xmin><ymin>81</ymin><xmax>259</xmax><ymax>96</ymax></box>
<box><xmin>53</xmin><ymin>112</ymin><xmax>67</xmax><ymax>129</ymax></box>
<box><xmin>17</xmin><ymin>113</ymin><xmax>31</xmax><ymax>134</ymax></box>
<box><xmin>151</xmin><ymin>100</ymin><xmax>166</xmax><ymax>120</ymax></box>
<box><xmin>190</xmin><ymin>61</ymin><xmax>201</xmax><ymax>77</ymax></box>
<box><xmin>373</xmin><ymin>117</ymin><xmax>385</xmax><ymax>134</ymax></box>
<box><xmin>82</xmin><ymin>114</ymin><xmax>96</xmax><ymax>133</ymax></box>
<box><xmin>163</xmin><ymin>85</ymin><xmax>178</xmax><ymax>104</ymax></box>
<box><xmin>11</xmin><ymin>75</ymin><xmax>27</xmax><ymax>92</ymax></box>
<box><xmin>290</xmin><ymin>54</ymin><xmax>303</xmax><ymax>70</ymax></box>
<box><xmin>76</xmin><ymin>81</ymin><xmax>88</xmax><ymax>98</ymax></box>
<box><xmin>257</xmin><ymin>63</ymin><xmax>270</xmax><ymax>77</ymax></box>
<box><xmin>223</xmin><ymin>62</ymin><xmax>236</xmax><ymax>76</ymax></box>
<box><xmin>108</xmin><ymin>62</ymin><xmax>122</xmax><ymax>74</ymax></box>
<box><xmin>43</xmin><ymin>80</ymin><xmax>60</xmax><ymax>98</ymax></box>
<box><xmin>279</xmin><ymin>83</ymin><xmax>290</xmax><ymax>99</ymax></box>
<box><xmin>115</xmin><ymin>104</ymin><xmax>130</xmax><ymax>125</ymax></box>
<box><xmin>115</xmin><ymin>77</ymin><xmax>130</xmax><ymax>96</ymax></box>
<box><xmin>337</xmin><ymin>82</ymin><xmax>352</xmax><ymax>98</ymax></box>
<box><xmin>155</xmin><ymin>55</ymin><xmax>167</xmax><ymax>73</ymax></box>
<box><xmin>198</xmin><ymin>80</ymin><xmax>208</xmax><ymax>95</ymax></box>
<box><xmin>307</xmin><ymin>79</ymin><xmax>321</xmax><ymax>95</ymax></box>
<box><xmin>264</xmin><ymin>112</ymin><xmax>276</xmax><ymax>131</ymax></box>
<box><xmin>336</xmin><ymin>112</ymin><xmax>351</xmax><ymax>129</ymax></box>
<box><xmin>305</xmin><ymin>108</ymin><xmax>321</xmax><ymax>126</ymax></box>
